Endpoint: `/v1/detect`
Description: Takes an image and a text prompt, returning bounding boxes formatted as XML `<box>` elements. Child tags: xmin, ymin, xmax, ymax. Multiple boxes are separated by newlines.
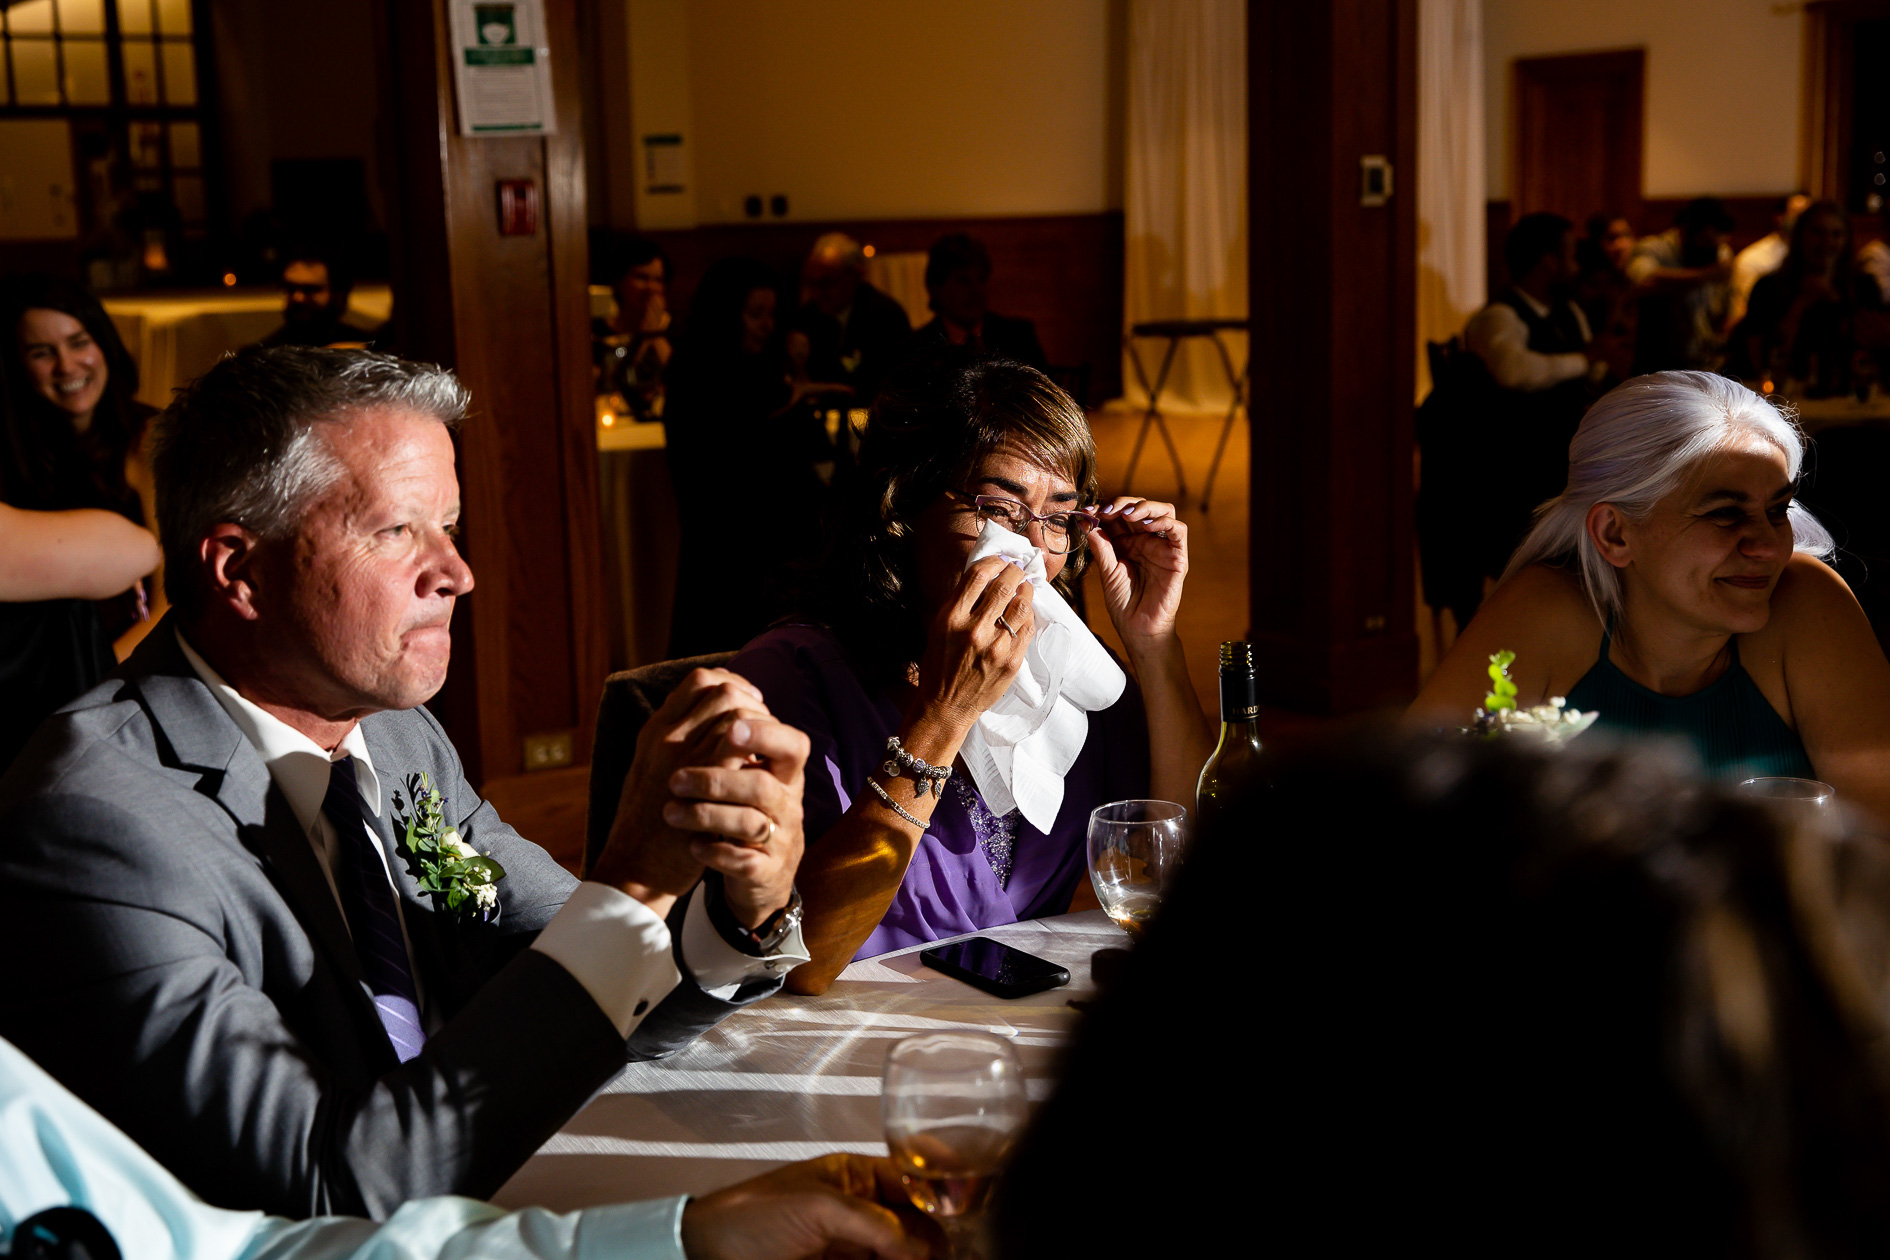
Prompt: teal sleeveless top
<box><xmin>1564</xmin><ymin>621</ymin><xmax>1815</xmax><ymax>779</ymax></box>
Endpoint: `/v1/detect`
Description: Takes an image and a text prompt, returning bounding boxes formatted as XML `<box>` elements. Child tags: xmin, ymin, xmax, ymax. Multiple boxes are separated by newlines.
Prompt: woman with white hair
<box><xmin>1412</xmin><ymin>370</ymin><xmax>1890</xmax><ymax>820</ymax></box>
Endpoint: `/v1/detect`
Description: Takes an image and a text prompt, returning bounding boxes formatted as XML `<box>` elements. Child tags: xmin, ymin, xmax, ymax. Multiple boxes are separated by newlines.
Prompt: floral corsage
<box><xmin>392</xmin><ymin>771</ymin><xmax>506</xmax><ymax>922</ymax></box>
<box><xmin>1468</xmin><ymin>649</ymin><xmax>1598</xmax><ymax>743</ymax></box>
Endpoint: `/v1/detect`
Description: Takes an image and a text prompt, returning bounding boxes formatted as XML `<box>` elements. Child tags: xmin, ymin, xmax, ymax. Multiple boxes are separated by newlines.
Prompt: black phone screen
<box><xmin>921</xmin><ymin>938</ymin><xmax>1072</xmax><ymax>998</ymax></box>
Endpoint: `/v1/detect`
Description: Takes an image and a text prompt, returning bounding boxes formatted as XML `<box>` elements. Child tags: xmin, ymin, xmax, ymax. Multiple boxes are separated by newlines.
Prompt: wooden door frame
<box><xmin>1803</xmin><ymin>1</ymin><xmax>1890</xmax><ymax>204</ymax></box>
<box><xmin>1512</xmin><ymin>47</ymin><xmax>1645</xmax><ymax>226</ymax></box>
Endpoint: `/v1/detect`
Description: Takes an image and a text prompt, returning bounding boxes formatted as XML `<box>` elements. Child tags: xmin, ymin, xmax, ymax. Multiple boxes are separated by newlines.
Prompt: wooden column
<box><xmin>378</xmin><ymin>0</ymin><xmax>609</xmax><ymax>785</ymax></box>
<box><xmin>1247</xmin><ymin>0</ymin><xmax>1418</xmax><ymax>713</ymax></box>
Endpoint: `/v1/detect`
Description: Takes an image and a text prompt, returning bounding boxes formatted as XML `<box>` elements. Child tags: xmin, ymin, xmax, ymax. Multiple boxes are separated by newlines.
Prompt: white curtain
<box><xmin>1415</xmin><ymin>0</ymin><xmax>1485</xmax><ymax>399</ymax></box>
<box><xmin>1121</xmin><ymin>0</ymin><xmax>1247</xmax><ymax>413</ymax></box>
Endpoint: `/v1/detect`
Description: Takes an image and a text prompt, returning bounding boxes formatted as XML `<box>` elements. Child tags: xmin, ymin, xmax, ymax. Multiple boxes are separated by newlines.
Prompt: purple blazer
<box><xmin>731</xmin><ymin>623</ymin><xmax>1151</xmax><ymax>958</ymax></box>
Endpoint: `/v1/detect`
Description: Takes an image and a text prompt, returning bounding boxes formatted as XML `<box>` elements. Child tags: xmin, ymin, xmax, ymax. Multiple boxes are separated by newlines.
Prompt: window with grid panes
<box><xmin>0</xmin><ymin>0</ymin><xmax>207</xmax><ymax>244</ymax></box>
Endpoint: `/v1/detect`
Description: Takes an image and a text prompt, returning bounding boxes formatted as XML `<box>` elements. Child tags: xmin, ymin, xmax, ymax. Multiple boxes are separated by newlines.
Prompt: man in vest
<box><xmin>1460</xmin><ymin>212</ymin><xmax>1626</xmax><ymax>584</ymax></box>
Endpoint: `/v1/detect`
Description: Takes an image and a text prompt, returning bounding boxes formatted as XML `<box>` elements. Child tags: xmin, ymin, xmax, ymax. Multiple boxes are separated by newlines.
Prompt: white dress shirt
<box><xmin>176</xmin><ymin>631</ymin><xmax>807</xmax><ymax>1038</ymax></box>
<box><xmin>1462</xmin><ymin>289</ymin><xmax>1593</xmax><ymax>392</ymax></box>
<box><xmin>1729</xmin><ymin>231</ymin><xmax>1789</xmax><ymax>326</ymax></box>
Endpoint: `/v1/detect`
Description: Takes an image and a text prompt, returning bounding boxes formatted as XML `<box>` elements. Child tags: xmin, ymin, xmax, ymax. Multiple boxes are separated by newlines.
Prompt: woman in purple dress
<box><xmin>729</xmin><ymin>354</ymin><xmax>1212</xmax><ymax>993</ymax></box>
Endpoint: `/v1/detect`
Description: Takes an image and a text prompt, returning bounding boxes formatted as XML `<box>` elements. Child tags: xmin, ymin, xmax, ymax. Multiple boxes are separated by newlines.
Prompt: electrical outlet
<box><xmin>522</xmin><ymin>730</ymin><xmax>574</xmax><ymax>772</ymax></box>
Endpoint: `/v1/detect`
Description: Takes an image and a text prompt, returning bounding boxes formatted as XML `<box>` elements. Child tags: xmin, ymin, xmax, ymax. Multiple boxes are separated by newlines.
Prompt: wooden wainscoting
<box><xmin>609</xmin><ymin>212</ymin><xmax>1125</xmax><ymax>405</ymax></box>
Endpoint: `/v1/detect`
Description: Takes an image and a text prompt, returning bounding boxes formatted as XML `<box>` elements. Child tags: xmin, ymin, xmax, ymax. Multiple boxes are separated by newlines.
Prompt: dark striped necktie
<box><xmin>321</xmin><ymin>756</ymin><xmax>426</xmax><ymax>1063</ymax></box>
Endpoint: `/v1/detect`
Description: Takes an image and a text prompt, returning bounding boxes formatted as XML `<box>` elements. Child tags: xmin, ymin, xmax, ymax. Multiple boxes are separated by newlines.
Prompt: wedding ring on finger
<box><xmin>995</xmin><ymin>614</ymin><xmax>1017</xmax><ymax>637</ymax></box>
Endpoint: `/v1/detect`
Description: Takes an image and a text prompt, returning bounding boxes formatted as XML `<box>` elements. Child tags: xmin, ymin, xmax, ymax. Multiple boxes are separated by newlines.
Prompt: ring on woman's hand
<box><xmin>995</xmin><ymin>614</ymin><xmax>1017</xmax><ymax>637</ymax></box>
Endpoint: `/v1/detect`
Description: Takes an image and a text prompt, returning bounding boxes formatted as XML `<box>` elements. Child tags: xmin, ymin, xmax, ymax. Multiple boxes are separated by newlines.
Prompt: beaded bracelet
<box><xmin>867</xmin><ymin>776</ymin><xmax>928</xmax><ymax>831</ymax></box>
<box><xmin>882</xmin><ymin>735</ymin><xmax>952</xmax><ymax>798</ymax></box>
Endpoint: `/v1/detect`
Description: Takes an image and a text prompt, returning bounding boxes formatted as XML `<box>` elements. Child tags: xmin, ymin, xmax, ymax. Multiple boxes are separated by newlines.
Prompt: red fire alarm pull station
<box><xmin>497</xmin><ymin>180</ymin><xmax>539</xmax><ymax>236</ymax></box>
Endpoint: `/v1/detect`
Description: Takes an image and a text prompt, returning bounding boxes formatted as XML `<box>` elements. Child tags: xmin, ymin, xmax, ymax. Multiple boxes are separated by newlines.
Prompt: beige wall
<box><xmin>1484</xmin><ymin>0</ymin><xmax>1802</xmax><ymax>200</ymax></box>
<box><xmin>621</xmin><ymin>0</ymin><xmax>1125</xmax><ymax>227</ymax></box>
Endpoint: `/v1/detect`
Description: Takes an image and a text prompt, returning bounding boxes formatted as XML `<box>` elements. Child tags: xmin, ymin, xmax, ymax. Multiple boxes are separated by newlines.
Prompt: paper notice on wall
<box><xmin>448</xmin><ymin>0</ymin><xmax>557</xmax><ymax>137</ymax></box>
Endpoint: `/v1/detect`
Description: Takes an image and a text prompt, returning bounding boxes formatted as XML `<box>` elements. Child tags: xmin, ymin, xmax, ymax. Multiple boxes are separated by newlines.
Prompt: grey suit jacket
<box><xmin>0</xmin><ymin>623</ymin><xmax>773</xmax><ymax>1220</ymax></box>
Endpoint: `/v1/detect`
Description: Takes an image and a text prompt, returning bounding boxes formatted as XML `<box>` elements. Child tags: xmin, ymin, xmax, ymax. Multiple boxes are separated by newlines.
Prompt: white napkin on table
<box><xmin>957</xmin><ymin>522</ymin><xmax>1126</xmax><ymax>832</ymax></box>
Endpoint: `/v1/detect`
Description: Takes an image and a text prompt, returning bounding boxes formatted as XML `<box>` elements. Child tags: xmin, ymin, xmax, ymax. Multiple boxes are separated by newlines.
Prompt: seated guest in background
<box><xmin>791</xmin><ymin>232</ymin><xmax>912</xmax><ymax>406</ymax></box>
<box><xmin>730</xmin><ymin>355</ymin><xmax>1212</xmax><ymax>995</ymax></box>
<box><xmin>1411</xmin><ymin>371</ymin><xmax>1890</xmax><ymax>823</ymax></box>
<box><xmin>260</xmin><ymin>244</ymin><xmax>378</xmax><ymax>349</ymax></box>
<box><xmin>0</xmin><ymin>1032</ymin><xmax>934</xmax><ymax>1260</ymax></box>
<box><xmin>664</xmin><ymin>257</ymin><xmax>852</xmax><ymax>657</ymax></box>
<box><xmin>1627</xmin><ymin>196</ymin><xmax>1736</xmax><ymax>372</ymax></box>
<box><xmin>998</xmin><ymin>733</ymin><xmax>1890</xmax><ymax>1255</ymax></box>
<box><xmin>1729</xmin><ymin>199</ymin><xmax>1861</xmax><ymax>394</ymax></box>
<box><xmin>1418</xmin><ymin>214</ymin><xmax>1620</xmax><ymax>628</ymax></box>
<box><xmin>1726</xmin><ymin>190</ymin><xmax>1810</xmax><ymax>329</ymax></box>
<box><xmin>0</xmin><ymin>346</ymin><xmax>812</xmax><ymax>1219</ymax></box>
<box><xmin>0</xmin><ymin>276</ymin><xmax>162</xmax><ymax>768</ymax></box>
<box><xmin>1573</xmin><ymin>212</ymin><xmax>1637</xmax><ymax>340</ymax></box>
<box><xmin>593</xmin><ymin>234</ymin><xmax>672</xmax><ymax>423</ymax></box>
<box><xmin>909</xmin><ymin>232</ymin><xmax>1049</xmax><ymax>371</ymax></box>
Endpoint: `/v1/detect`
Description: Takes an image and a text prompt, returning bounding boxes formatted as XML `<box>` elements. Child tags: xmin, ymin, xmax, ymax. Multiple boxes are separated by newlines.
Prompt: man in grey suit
<box><xmin>0</xmin><ymin>347</ymin><xmax>814</xmax><ymax>1221</ymax></box>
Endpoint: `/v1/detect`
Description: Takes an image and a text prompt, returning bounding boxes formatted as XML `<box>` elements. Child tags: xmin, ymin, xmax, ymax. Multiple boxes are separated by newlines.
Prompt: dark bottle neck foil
<box><xmin>1219</xmin><ymin>669</ymin><xmax>1259</xmax><ymax>724</ymax></box>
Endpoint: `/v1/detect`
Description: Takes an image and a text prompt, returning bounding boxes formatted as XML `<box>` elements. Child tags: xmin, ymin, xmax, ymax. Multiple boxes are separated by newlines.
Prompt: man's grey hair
<box><xmin>809</xmin><ymin>231</ymin><xmax>868</xmax><ymax>273</ymax></box>
<box><xmin>151</xmin><ymin>345</ymin><xmax>469</xmax><ymax>616</ymax></box>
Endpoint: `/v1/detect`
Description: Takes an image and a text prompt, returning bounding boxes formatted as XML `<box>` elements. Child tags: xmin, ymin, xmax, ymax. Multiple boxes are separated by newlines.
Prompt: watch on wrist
<box><xmin>704</xmin><ymin>870</ymin><xmax>804</xmax><ymax>957</ymax></box>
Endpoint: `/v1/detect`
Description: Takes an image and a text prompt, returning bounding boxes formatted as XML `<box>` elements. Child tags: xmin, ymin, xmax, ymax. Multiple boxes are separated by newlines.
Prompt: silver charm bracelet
<box><xmin>882</xmin><ymin>735</ymin><xmax>952</xmax><ymax>798</ymax></box>
<box><xmin>867</xmin><ymin>776</ymin><xmax>929</xmax><ymax>831</ymax></box>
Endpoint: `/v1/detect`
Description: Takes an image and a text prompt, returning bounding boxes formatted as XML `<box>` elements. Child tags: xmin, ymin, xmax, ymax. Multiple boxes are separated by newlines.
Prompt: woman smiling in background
<box><xmin>1411</xmin><ymin>371</ymin><xmax>1890</xmax><ymax>823</ymax></box>
<box><xmin>0</xmin><ymin>276</ymin><xmax>160</xmax><ymax>769</ymax></box>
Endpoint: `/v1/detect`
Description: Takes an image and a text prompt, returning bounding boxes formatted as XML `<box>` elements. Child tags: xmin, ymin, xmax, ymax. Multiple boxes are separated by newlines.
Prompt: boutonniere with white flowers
<box><xmin>391</xmin><ymin>771</ymin><xmax>505</xmax><ymax>922</ymax></box>
<box><xmin>1468</xmin><ymin>649</ymin><xmax>1598</xmax><ymax>743</ymax></box>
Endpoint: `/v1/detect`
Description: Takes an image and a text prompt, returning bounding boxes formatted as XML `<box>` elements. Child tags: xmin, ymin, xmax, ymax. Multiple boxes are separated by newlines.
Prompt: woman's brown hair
<box><xmin>794</xmin><ymin>351</ymin><xmax>1097</xmax><ymax>685</ymax></box>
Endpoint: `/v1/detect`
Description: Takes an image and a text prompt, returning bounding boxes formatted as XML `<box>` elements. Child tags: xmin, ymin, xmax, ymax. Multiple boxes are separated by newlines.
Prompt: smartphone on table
<box><xmin>920</xmin><ymin>937</ymin><xmax>1071</xmax><ymax>999</ymax></box>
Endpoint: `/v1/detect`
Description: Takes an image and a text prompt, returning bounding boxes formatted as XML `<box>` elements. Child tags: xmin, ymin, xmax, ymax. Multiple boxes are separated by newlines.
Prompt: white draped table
<box><xmin>490</xmin><ymin>910</ymin><xmax>1123</xmax><ymax>1212</ymax></box>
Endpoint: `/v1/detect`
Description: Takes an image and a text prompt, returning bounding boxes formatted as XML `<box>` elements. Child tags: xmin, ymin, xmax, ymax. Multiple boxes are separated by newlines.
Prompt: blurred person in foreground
<box><xmin>593</xmin><ymin>234</ymin><xmax>672</xmax><ymax>423</ymax></box>
<box><xmin>0</xmin><ymin>1029</ymin><xmax>936</xmax><ymax>1260</ymax></box>
<box><xmin>0</xmin><ymin>346</ymin><xmax>811</xmax><ymax>1219</ymax></box>
<box><xmin>908</xmin><ymin>233</ymin><xmax>1047</xmax><ymax>371</ymax></box>
<box><xmin>0</xmin><ymin>275</ymin><xmax>162</xmax><ymax>768</ymax></box>
<box><xmin>1727</xmin><ymin>191</ymin><xmax>1812</xmax><ymax>329</ymax></box>
<box><xmin>999</xmin><ymin>732</ymin><xmax>1890</xmax><ymax>1256</ymax></box>
<box><xmin>727</xmin><ymin>353</ymin><xmax>1212</xmax><ymax>995</ymax></box>
<box><xmin>1411</xmin><ymin>371</ymin><xmax>1890</xmax><ymax>824</ymax></box>
<box><xmin>1729</xmin><ymin>200</ymin><xmax>1866</xmax><ymax>395</ymax></box>
<box><xmin>791</xmin><ymin>232</ymin><xmax>912</xmax><ymax>406</ymax></box>
<box><xmin>1627</xmin><ymin>196</ymin><xmax>1737</xmax><ymax>372</ymax></box>
<box><xmin>664</xmin><ymin>257</ymin><xmax>852</xmax><ymax>657</ymax></box>
<box><xmin>260</xmin><ymin>243</ymin><xmax>380</xmax><ymax>349</ymax></box>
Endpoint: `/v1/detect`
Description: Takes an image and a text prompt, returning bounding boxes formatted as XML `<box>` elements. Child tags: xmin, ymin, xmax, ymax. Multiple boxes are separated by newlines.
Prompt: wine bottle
<box><xmin>1195</xmin><ymin>641</ymin><xmax>1266</xmax><ymax>830</ymax></box>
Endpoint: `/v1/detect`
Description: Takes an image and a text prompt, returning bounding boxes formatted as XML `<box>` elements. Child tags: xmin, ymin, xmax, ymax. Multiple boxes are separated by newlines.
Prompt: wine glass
<box><xmin>1737</xmin><ymin>776</ymin><xmax>1837</xmax><ymax>835</ymax></box>
<box><xmin>1087</xmin><ymin>799</ymin><xmax>1187</xmax><ymax>940</ymax></box>
<box><xmin>882</xmin><ymin>1031</ymin><xmax>1029</xmax><ymax>1258</ymax></box>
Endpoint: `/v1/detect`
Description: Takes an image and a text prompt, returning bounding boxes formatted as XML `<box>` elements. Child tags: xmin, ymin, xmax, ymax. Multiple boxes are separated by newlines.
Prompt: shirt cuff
<box><xmin>575</xmin><ymin>1196</ymin><xmax>689</xmax><ymax>1260</ymax></box>
<box><xmin>531</xmin><ymin>882</ymin><xmax>682</xmax><ymax>1039</ymax></box>
<box><xmin>680</xmin><ymin>881</ymin><xmax>811</xmax><ymax>1000</ymax></box>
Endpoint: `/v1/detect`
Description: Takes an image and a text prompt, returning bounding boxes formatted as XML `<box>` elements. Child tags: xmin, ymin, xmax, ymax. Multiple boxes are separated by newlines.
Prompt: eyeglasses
<box><xmin>954</xmin><ymin>492</ymin><xmax>1086</xmax><ymax>555</ymax></box>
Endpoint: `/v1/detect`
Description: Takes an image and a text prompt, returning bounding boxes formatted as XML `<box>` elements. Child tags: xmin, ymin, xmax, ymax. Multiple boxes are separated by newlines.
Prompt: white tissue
<box><xmin>958</xmin><ymin>523</ymin><xmax>1126</xmax><ymax>832</ymax></box>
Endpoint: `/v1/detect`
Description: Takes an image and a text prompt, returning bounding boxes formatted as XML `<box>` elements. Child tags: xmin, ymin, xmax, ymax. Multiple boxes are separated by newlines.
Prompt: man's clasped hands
<box><xmin>586</xmin><ymin>670</ymin><xmax>939</xmax><ymax>1259</ymax></box>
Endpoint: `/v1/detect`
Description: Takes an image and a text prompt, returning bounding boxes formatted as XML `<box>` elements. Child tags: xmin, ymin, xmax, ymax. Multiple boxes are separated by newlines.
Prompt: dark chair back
<box><xmin>584</xmin><ymin>651</ymin><xmax>737</xmax><ymax>876</ymax></box>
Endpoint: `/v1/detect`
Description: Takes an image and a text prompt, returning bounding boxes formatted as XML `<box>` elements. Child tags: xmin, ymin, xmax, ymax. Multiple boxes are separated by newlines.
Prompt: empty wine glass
<box><xmin>882</xmin><ymin>1031</ymin><xmax>1029</xmax><ymax>1258</ymax></box>
<box><xmin>1087</xmin><ymin>799</ymin><xmax>1187</xmax><ymax>940</ymax></box>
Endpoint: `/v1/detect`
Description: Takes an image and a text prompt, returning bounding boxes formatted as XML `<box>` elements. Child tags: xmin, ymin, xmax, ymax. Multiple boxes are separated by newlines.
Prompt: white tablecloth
<box><xmin>489</xmin><ymin>910</ymin><xmax>1122</xmax><ymax>1211</ymax></box>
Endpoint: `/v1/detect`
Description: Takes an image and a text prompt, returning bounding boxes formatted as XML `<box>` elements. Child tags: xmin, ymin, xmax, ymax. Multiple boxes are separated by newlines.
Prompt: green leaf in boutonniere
<box><xmin>391</xmin><ymin>771</ymin><xmax>506</xmax><ymax>923</ymax></box>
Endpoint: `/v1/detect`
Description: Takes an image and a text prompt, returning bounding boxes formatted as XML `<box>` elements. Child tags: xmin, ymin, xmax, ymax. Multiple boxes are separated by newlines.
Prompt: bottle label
<box><xmin>1219</xmin><ymin>673</ymin><xmax>1259</xmax><ymax>723</ymax></box>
